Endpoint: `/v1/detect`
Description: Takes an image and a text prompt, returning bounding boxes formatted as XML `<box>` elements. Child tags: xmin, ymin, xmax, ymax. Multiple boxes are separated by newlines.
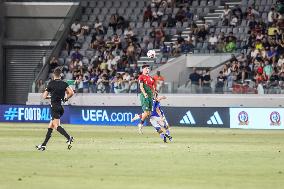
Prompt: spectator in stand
<box><xmin>222</xmin><ymin>5</ymin><xmax>231</xmax><ymax>26</ymax></box>
<box><xmin>74</xmin><ymin>75</ymin><xmax>83</xmax><ymax>93</ymax></box>
<box><xmin>89</xmin><ymin>70</ymin><xmax>99</xmax><ymax>93</ymax></box>
<box><xmin>264</xmin><ymin>59</ymin><xmax>273</xmax><ymax>79</ymax></box>
<box><xmin>230</xmin><ymin>15</ymin><xmax>238</xmax><ymax>27</ymax></box>
<box><xmin>268</xmin><ymin>7</ymin><xmax>278</xmax><ymax>26</ymax></box>
<box><xmin>197</xmin><ymin>26</ymin><xmax>208</xmax><ymax>42</ymax></box>
<box><xmin>160</xmin><ymin>42</ymin><xmax>170</xmax><ymax>61</ymax></box>
<box><xmin>187</xmin><ymin>34</ymin><xmax>196</xmax><ymax>46</ymax></box>
<box><xmin>267</xmin><ymin>46</ymin><xmax>278</xmax><ymax>64</ymax></box>
<box><xmin>97</xmin><ymin>74</ymin><xmax>110</xmax><ymax>93</ymax></box>
<box><xmin>155</xmin><ymin>27</ymin><xmax>165</xmax><ymax>48</ymax></box>
<box><xmin>70</xmin><ymin>19</ymin><xmax>81</xmax><ymax>36</ymax></box>
<box><xmin>117</xmin><ymin>15</ymin><xmax>126</xmax><ymax>30</ymax></box>
<box><xmin>49</xmin><ymin>56</ymin><xmax>59</xmax><ymax>72</ymax></box>
<box><xmin>277</xmin><ymin>54</ymin><xmax>284</xmax><ymax>67</ymax></box>
<box><xmin>65</xmin><ymin>34</ymin><xmax>76</xmax><ymax>54</ymax></box>
<box><xmin>126</xmin><ymin>42</ymin><xmax>136</xmax><ymax>64</ymax></box>
<box><xmin>175</xmin><ymin>6</ymin><xmax>185</xmax><ymax>22</ymax></box>
<box><xmin>109</xmin><ymin>14</ymin><xmax>118</xmax><ymax>32</ymax></box>
<box><xmin>153</xmin><ymin>71</ymin><xmax>165</xmax><ymax>92</ymax></box>
<box><xmin>208</xmin><ymin>33</ymin><xmax>218</xmax><ymax>50</ymax></box>
<box><xmin>215</xmin><ymin>71</ymin><xmax>226</xmax><ymax>93</ymax></box>
<box><xmin>232</xmin><ymin>4</ymin><xmax>243</xmax><ymax>20</ymax></box>
<box><xmin>181</xmin><ymin>40</ymin><xmax>194</xmax><ymax>54</ymax></box>
<box><xmin>202</xmin><ymin>69</ymin><xmax>212</xmax><ymax>93</ymax></box>
<box><xmin>132</xmin><ymin>63</ymin><xmax>140</xmax><ymax>74</ymax></box>
<box><xmin>166</xmin><ymin>13</ymin><xmax>176</xmax><ymax>27</ymax></box>
<box><xmin>246</xmin><ymin>7</ymin><xmax>259</xmax><ymax>20</ymax></box>
<box><xmin>71</xmin><ymin>48</ymin><xmax>83</xmax><ymax>61</ymax></box>
<box><xmin>151</xmin><ymin>0</ymin><xmax>161</xmax><ymax>8</ymax></box>
<box><xmin>112</xmin><ymin>34</ymin><xmax>121</xmax><ymax>49</ymax></box>
<box><xmin>268</xmin><ymin>23</ymin><xmax>278</xmax><ymax>36</ymax></box>
<box><xmin>124</xmin><ymin>26</ymin><xmax>135</xmax><ymax>42</ymax></box>
<box><xmin>129</xmin><ymin>74</ymin><xmax>138</xmax><ymax>93</ymax></box>
<box><xmin>187</xmin><ymin>68</ymin><xmax>201</xmax><ymax>93</ymax></box>
<box><xmin>185</xmin><ymin>7</ymin><xmax>193</xmax><ymax>21</ymax></box>
<box><xmin>36</xmin><ymin>79</ymin><xmax>46</xmax><ymax>93</ymax></box>
<box><xmin>224</xmin><ymin>36</ymin><xmax>236</xmax><ymax>52</ymax></box>
<box><xmin>83</xmin><ymin>75</ymin><xmax>89</xmax><ymax>93</ymax></box>
<box><xmin>113</xmin><ymin>75</ymin><xmax>125</xmax><ymax>93</ymax></box>
<box><xmin>176</xmin><ymin>31</ymin><xmax>185</xmax><ymax>44</ymax></box>
<box><xmin>143</xmin><ymin>5</ymin><xmax>153</xmax><ymax>23</ymax></box>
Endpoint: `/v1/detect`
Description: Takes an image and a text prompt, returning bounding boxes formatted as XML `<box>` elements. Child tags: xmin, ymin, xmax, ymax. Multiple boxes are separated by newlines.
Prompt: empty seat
<box><xmin>113</xmin><ymin>1</ymin><xmax>120</xmax><ymax>8</ymax></box>
<box><xmin>101</xmin><ymin>8</ymin><xmax>109</xmax><ymax>16</ymax></box>
<box><xmin>80</xmin><ymin>1</ymin><xmax>88</xmax><ymax>7</ymax></box>
<box><xmin>89</xmin><ymin>1</ymin><xmax>96</xmax><ymax>8</ymax></box>
<box><xmin>97</xmin><ymin>1</ymin><xmax>104</xmax><ymax>8</ymax></box>
<box><xmin>129</xmin><ymin>1</ymin><xmax>137</xmax><ymax>7</ymax></box>
<box><xmin>105</xmin><ymin>1</ymin><xmax>112</xmax><ymax>8</ymax></box>
<box><xmin>81</xmin><ymin>15</ymin><xmax>88</xmax><ymax>22</ymax></box>
<box><xmin>85</xmin><ymin>7</ymin><xmax>92</xmax><ymax>14</ymax></box>
<box><xmin>93</xmin><ymin>8</ymin><xmax>100</xmax><ymax>15</ymax></box>
<box><xmin>200</xmin><ymin>0</ymin><xmax>207</xmax><ymax>7</ymax></box>
<box><xmin>109</xmin><ymin>8</ymin><xmax>116</xmax><ymax>14</ymax></box>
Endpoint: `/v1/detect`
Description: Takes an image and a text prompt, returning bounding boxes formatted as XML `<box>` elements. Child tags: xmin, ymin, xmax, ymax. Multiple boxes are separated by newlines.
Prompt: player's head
<box><xmin>53</xmin><ymin>67</ymin><xmax>62</xmax><ymax>79</ymax></box>
<box><xmin>142</xmin><ymin>64</ymin><xmax>150</xmax><ymax>75</ymax></box>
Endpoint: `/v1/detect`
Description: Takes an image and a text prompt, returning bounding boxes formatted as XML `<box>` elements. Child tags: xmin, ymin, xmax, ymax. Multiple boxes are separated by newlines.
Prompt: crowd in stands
<box><xmin>38</xmin><ymin>0</ymin><xmax>193</xmax><ymax>93</ymax></box>
<box><xmin>185</xmin><ymin>0</ymin><xmax>284</xmax><ymax>94</ymax></box>
<box><xmin>36</xmin><ymin>0</ymin><xmax>284</xmax><ymax>94</ymax></box>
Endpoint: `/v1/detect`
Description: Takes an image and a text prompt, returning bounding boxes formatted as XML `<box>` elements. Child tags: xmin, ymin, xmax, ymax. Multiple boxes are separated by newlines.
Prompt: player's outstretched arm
<box><xmin>156</xmin><ymin>96</ymin><xmax>167</xmax><ymax>102</ymax></box>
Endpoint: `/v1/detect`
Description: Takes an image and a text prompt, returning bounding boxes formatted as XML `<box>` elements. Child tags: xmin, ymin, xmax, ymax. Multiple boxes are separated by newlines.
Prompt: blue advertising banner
<box><xmin>0</xmin><ymin>105</ymin><xmax>69</xmax><ymax>123</ymax></box>
<box><xmin>0</xmin><ymin>105</ymin><xmax>229</xmax><ymax>127</ymax></box>
<box><xmin>69</xmin><ymin>106</ymin><xmax>142</xmax><ymax>126</ymax></box>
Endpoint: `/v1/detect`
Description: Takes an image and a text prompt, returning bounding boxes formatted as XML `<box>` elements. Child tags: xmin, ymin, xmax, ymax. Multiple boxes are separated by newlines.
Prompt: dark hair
<box><xmin>142</xmin><ymin>64</ymin><xmax>150</xmax><ymax>69</ymax></box>
<box><xmin>53</xmin><ymin>67</ymin><xmax>62</xmax><ymax>78</ymax></box>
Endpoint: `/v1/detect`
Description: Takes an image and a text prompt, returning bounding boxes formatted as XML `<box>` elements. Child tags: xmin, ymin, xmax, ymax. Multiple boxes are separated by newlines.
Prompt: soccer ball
<box><xmin>147</xmin><ymin>50</ymin><xmax>156</xmax><ymax>59</ymax></box>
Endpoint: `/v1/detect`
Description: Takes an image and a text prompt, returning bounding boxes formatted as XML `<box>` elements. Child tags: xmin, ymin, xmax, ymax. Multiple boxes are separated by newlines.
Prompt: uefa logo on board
<box><xmin>238</xmin><ymin>111</ymin><xmax>249</xmax><ymax>125</ymax></box>
<box><xmin>270</xmin><ymin>111</ymin><xmax>281</xmax><ymax>126</ymax></box>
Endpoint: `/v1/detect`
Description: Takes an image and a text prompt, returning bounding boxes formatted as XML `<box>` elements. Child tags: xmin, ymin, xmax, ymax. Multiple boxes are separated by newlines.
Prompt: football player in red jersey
<box><xmin>137</xmin><ymin>64</ymin><xmax>156</xmax><ymax>134</ymax></box>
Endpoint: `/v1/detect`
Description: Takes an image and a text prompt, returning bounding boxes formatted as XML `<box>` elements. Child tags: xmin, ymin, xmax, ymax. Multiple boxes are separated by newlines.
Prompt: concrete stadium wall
<box><xmin>27</xmin><ymin>93</ymin><xmax>284</xmax><ymax>108</ymax></box>
<box><xmin>6</xmin><ymin>18</ymin><xmax>64</xmax><ymax>40</ymax></box>
<box><xmin>4</xmin><ymin>2</ymin><xmax>74</xmax><ymax>40</ymax></box>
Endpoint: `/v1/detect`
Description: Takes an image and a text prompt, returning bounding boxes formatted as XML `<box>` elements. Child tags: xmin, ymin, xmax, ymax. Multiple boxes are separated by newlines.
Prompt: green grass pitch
<box><xmin>1</xmin><ymin>123</ymin><xmax>284</xmax><ymax>189</ymax></box>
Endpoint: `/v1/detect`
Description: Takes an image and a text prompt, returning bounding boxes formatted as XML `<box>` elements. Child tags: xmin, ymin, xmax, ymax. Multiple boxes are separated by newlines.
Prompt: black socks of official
<box><xmin>57</xmin><ymin>126</ymin><xmax>70</xmax><ymax>140</ymax></box>
<box><xmin>42</xmin><ymin>128</ymin><xmax>53</xmax><ymax>146</ymax></box>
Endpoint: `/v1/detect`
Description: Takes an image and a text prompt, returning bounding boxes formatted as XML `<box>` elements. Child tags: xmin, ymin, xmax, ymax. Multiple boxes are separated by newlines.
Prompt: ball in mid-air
<box><xmin>147</xmin><ymin>50</ymin><xmax>156</xmax><ymax>58</ymax></box>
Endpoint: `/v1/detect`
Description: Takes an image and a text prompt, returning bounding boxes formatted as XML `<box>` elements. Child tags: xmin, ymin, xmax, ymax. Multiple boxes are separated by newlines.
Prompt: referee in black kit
<box><xmin>36</xmin><ymin>67</ymin><xmax>74</xmax><ymax>151</ymax></box>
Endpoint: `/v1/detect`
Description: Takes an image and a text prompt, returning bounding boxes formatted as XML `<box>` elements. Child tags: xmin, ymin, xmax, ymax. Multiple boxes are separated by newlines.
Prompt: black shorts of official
<box><xmin>51</xmin><ymin>104</ymin><xmax>64</xmax><ymax>120</ymax></box>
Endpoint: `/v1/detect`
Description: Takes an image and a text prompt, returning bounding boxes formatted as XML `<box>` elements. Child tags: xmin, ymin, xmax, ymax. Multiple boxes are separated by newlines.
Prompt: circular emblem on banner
<box><xmin>238</xmin><ymin>111</ymin><xmax>249</xmax><ymax>125</ymax></box>
<box><xmin>270</xmin><ymin>111</ymin><xmax>281</xmax><ymax>126</ymax></box>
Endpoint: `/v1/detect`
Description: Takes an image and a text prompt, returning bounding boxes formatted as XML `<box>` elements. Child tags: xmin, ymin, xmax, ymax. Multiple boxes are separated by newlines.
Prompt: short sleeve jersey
<box><xmin>138</xmin><ymin>74</ymin><xmax>155</xmax><ymax>96</ymax></box>
<box><xmin>45</xmin><ymin>79</ymin><xmax>69</xmax><ymax>105</ymax></box>
<box><xmin>151</xmin><ymin>100</ymin><xmax>164</xmax><ymax>117</ymax></box>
